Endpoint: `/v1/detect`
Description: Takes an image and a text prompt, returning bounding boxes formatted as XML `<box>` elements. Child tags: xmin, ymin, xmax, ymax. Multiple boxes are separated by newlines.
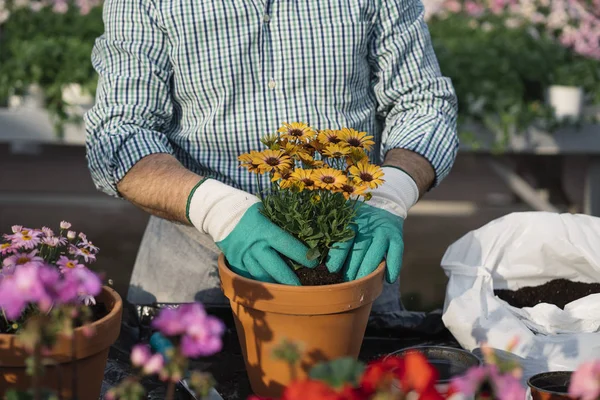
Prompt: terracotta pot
<box><xmin>0</xmin><ymin>286</ymin><xmax>123</xmax><ymax>398</ymax></box>
<box><xmin>218</xmin><ymin>253</ymin><xmax>385</xmax><ymax>398</ymax></box>
<box><xmin>528</xmin><ymin>371</ymin><xmax>574</xmax><ymax>400</ymax></box>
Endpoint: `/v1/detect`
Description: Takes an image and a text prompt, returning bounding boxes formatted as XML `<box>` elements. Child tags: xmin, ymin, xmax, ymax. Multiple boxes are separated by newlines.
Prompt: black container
<box><xmin>528</xmin><ymin>371</ymin><xmax>574</xmax><ymax>400</ymax></box>
<box><xmin>386</xmin><ymin>345</ymin><xmax>482</xmax><ymax>393</ymax></box>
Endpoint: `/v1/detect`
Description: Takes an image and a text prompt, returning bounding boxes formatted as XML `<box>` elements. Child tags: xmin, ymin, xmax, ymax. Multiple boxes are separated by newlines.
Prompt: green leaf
<box><xmin>309</xmin><ymin>357</ymin><xmax>365</xmax><ymax>388</ymax></box>
<box><xmin>306</xmin><ymin>247</ymin><xmax>321</xmax><ymax>261</ymax></box>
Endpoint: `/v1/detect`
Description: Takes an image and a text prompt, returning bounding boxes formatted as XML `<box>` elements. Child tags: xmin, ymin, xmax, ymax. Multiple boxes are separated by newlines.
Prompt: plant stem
<box><xmin>32</xmin><ymin>343</ymin><xmax>42</xmax><ymax>400</ymax></box>
<box><xmin>166</xmin><ymin>381</ymin><xmax>176</xmax><ymax>400</ymax></box>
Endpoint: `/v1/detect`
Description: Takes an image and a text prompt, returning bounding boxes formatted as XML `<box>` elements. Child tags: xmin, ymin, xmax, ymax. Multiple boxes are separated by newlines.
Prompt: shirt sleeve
<box><xmin>370</xmin><ymin>0</ymin><xmax>459</xmax><ymax>187</ymax></box>
<box><xmin>84</xmin><ymin>0</ymin><xmax>174</xmax><ymax>198</ymax></box>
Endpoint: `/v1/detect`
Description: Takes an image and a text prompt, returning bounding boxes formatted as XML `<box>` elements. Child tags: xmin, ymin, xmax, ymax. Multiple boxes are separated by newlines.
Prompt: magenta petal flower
<box><xmin>152</xmin><ymin>308</ymin><xmax>186</xmax><ymax>336</ymax></box>
<box><xmin>494</xmin><ymin>372</ymin><xmax>526</xmax><ymax>400</ymax></box>
<box><xmin>0</xmin><ymin>265</ymin><xmax>51</xmax><ymax>319</ymax></box>
<box><xmin>56</xmin><ymin>255</ymin><xmax>84</xmax><ymax>273</ymax></box>
<box><xmin>569</xmin><ymin>361</ymin><xmax>600</xmax><ymax>400</ymax></box>
<box><xmin>0</xmin><ymin>242</ymin><xmax>15</xmax><ymax>256</ymax></box>
<box><xmin>143</xmin><ymin>354</ymin><xmax>165</xmax><ymax>375</ymax></box>
<box><xmin>3</xmin><ymin>250</ymin><xmax>45</xmax><ymax>269</ymax></box>
<box><xmin>10</xmin><ymin>231</ymin><xmax>42</xmax><ymax>250</ymax></box>
<box><xmin>131</xmin><ymin>344</ymin><xmax>151</xmax><ymax>368</ymax></box>
<box><xmin>41</xmin><ymin>227</ymin><xmax>54</xmax><ymax>237</ymax></box>
<box><xmin>451</xmin><ymin>366</ymin><xmax>490</xmax><ymax>396</ymax></box>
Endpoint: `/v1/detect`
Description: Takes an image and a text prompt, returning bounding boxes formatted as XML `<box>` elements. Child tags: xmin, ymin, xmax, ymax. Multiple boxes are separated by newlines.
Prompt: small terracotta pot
<box><xmin>218</xmin><ymin>253</ymin><xmax>385</xmax><ymax>398</ymax></box>
<box><xmin>528</xmin><ymin>371</ymin><xmax>574</xmax><ymax>400</ymax></box>
<box><xmin>0</xmin><ymin>286</ymin><xmax>123</xmax><ymax>399</ymax></box>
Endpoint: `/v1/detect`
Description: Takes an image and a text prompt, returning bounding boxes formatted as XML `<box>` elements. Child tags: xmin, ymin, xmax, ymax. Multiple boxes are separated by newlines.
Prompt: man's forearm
<box><xmin>383</xmin><ymin>149</ymin><xmax>435</xmax><ymax>199</ymax></box>
<box><xmin>117</xmin><ymin>153</ymin><xmax>203</xmax><ymax>224</ymax></box>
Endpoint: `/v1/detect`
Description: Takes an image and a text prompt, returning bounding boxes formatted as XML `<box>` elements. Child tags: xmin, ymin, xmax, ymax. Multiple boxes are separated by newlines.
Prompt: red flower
<box><xmin>360</xmin><ymin>356</ymin><xmax>405</xmax><ymax>394</ymax></box>
<box><xmin>359</xmin><ymin>354</ymin><xmax>444</xmax><ymax>400</ymax></box>
<box><xmin>281</xmin><ymin>380</ymin><xmax>348</xmax><ymax>400</ymax></box>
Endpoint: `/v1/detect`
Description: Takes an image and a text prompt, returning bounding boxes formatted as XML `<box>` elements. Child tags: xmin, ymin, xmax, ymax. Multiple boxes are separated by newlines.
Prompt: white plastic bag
<box><xmin>441</xmin><ymin>212</ymin><xmax>600</xmax><ymax>382</ymax></box>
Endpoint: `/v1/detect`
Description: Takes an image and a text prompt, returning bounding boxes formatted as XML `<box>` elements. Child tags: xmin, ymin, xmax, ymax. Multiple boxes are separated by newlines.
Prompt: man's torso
<box><xmin>155</xmin><ymin>0</ymin><xmax>383</xmax><ymax>193</ymax></box>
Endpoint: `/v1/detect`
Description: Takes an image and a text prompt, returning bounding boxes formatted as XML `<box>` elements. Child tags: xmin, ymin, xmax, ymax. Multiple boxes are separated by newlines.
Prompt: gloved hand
<box><xmin>187</xmin><ymin>178</ymin><xmax>317</xmax><ymax>285</ymax></box>
<box><xmin>324</xmin><ymin>167</ymin><xmax>419</xmax><ymax>283</ymax></box>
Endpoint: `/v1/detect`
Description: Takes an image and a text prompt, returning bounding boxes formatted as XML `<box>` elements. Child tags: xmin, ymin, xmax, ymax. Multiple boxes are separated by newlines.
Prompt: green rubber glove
<box><xmin>324</xmin><ymin>166</ymin><xmax>419</xmax><ymax>283</ymax></box>
<box><xmin>187</xmin><ymin>179</ymin><xmax>317</xmax><ymax>285</ymax></box>
<box><xmin>216</xmin><ymin>203</ymin><xmax>318</xmax><ymax>284</ymax></box>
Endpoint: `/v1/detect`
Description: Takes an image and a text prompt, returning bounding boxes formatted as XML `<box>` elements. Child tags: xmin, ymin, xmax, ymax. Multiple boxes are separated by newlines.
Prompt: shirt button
<box><xmin>263</xmin><ymin>14</ymin><xmax>270</xmax><ymax>23</ymax></box>
<box><xmin>268</xmin><ymin>80</ymin><xmax>276</xmax><ymax>89</ymax></box>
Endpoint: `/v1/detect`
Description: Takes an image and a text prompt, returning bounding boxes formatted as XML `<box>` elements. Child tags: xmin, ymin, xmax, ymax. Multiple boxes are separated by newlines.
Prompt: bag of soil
<box><xmin>441</xmin><ymin>211</ymin><xmax>600</xmax><ymax>382</ymax></box>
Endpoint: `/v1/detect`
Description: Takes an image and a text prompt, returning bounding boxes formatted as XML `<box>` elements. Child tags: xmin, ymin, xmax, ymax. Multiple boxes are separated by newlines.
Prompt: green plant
<box><xmin>428</xmin><ymin>13</ymin><xmax>600</xmax><ymax>147</ymax></box>
<box><xmin>0</xmin><ymin>1</ymin><xmax>103</xmax><ymax>136</ymax></box>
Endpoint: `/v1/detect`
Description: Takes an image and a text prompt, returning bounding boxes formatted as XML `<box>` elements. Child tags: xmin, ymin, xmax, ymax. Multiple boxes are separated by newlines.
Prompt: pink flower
<box><xmin>152</xmin><ymin>308</ymin><xmax>186</xmax><ymax>336</ymax></box>
<box><xmin>569</xmin><ymin>361</ymin><xmax>600</xmax><ymax>400</ymax></box>
<box><xmin>9</xmin><ymin>229</ymin><xmax>42</xmax><ymax>250</ymax></box>
<box><xmin>444</xmin><ymin>0</ymin><xmax>462</xmax><ymax>12</ymax></box>
<box><xmin>465</xmin><ymin>1</ymin><xmax>485</xmax><ymax>16</ymax></box>
<box><xmin>179</xmin><ymin>304</ymin><xmax>225</xmax><ymax>357</ymax></box>
<box><xmin>60</xmin><ymin>221</ymin><xmax>71</xmax><ymax>230</ymax></box>
<box><xmin>450</xmin><ymin>365</ymin><xmax>525</xmax><ymax>400</ymax></box>
<box><xmin>3</xmin><ymin>250</ymin><xmax>44</xmax><ymax>269</ymax></box>
<box><xmin>67</xmin><ymin>231</ymin><xmax>76</xmax><ymax>240</ymax></box>
<box><xmin>41</xmin><ymin>227</ymin><xmax>54</xmax><ymax>237</ymax></box>
<box><xmin>0</xmin><ymin>265</ymin><xmax>53</xmax><ymax>319</ymax></box>
<box><xmin>56</xmin><ymin>255</ymin><xmax>84</xmax><ymax>273</ymax></box>
<box><xmin>78</xmin><ymin>233</ymin><xmax>99</xmax><ymax>253</ymax></box>
<box><xmin>79</xmin><ymin>294</ymin><xmax>96</xmax><ymax>306</ymax></box>
<box><xmin>69</xmin><ymin>245</ymin><xmax>96</xmax><ymax>263</ymax></box>
<box><xmin>52</xmin><ymin>0</ymin><xmax>68</xmax><ymax>13</ymax></box>
<box><xmin>0</xmin><ymin>242</ymin><xmax>15</xmax><ymax>256</ymax></box>
<box><xmin>131</xmin><ymin>344</ymin><xmax>151</xmax><ymax>367</ymax></box>
<box><xmin>30</xmin><ymin>1</ymin><xmax>44</xmax><ymax>11</ymax></box>
<box><xmin>42</xmin><ymin>237</ymin><xmax>60</xmax><ymax>247</ymax></box>
<box><xmin>143</xmin><ymin>354</ymin><xmax>165</xmax><ymax>375</ymax></box>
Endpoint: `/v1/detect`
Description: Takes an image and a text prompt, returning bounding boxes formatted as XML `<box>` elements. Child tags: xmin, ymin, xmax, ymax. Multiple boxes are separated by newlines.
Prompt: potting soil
<box><xmin>494</xmin><ymin>279</ymin><xmax>600</xmax><ymax>309</ymax></box>
<box><xmin>295</xmin><ymin>264</ymin><xmax>344</xmax><ymax>285</ymax></box>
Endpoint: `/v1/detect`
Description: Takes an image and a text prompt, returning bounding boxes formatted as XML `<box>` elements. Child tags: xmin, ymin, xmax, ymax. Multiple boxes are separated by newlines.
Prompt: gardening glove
<box><xmin>187</xmin><ymin>178</ymin><xmax>318</xmax><ymax>285</ymax></box>
<box><xmin>325</xmin><ymin>167</ymin><xmax>419</xmax><ymax>283</ymax></box>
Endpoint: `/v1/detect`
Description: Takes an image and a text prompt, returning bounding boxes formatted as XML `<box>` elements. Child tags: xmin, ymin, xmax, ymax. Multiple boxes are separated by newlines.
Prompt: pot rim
<box><xmin>218</xmin><ymin>253</ymin><xmax>385</xmax><ymax>292</ymax></box>
<box><xmin>218</xmin><ymin>253</ymin><xmax>386</xmax><ymax>314</ymax></box>
<box><xmin>527</xmin><ymin>371</ymin><xmax>574</xmax><ymax>396</ymax></box>
<box><xmin>385</xmin><ymin>345</ymin><xmax>482</xmax><ymax>384</ymax></box>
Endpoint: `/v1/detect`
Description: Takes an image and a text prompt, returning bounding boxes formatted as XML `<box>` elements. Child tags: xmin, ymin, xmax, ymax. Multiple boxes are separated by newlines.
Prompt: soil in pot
<box><xmin>295</xmin><ymin>264</ymin><xmax>343</xmax><ymax>285</ymax></box>
<box><xmin>495</xmin><ymin>279</ymin><xmax>600</xmax><ymax>309</ymax></box>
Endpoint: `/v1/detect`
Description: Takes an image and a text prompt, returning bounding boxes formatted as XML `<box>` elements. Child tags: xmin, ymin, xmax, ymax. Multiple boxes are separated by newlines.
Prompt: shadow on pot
<box><xmin>528</xmin><ymin>371</ymin><xmax>574</xmax><ymax>400</ymax></box>
<box><xmin>229</xmin><ymin>275</ymin><xmax>280</xmax><ymax>395</ymax></box>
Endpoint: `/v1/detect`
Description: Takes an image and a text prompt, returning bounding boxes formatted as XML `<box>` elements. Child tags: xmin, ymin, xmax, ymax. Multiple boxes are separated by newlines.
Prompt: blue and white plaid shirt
<box><xmin>84</xmin><ymin>0</ymin><xmax>459</xmax><ymax>197</ymax></box>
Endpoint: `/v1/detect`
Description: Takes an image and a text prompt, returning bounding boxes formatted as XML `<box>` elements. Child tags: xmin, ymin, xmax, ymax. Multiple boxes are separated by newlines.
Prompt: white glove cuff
<box><xmin>367</xmin><ymin>167</ymin><xmax>419</xmax><ymax>219</ymax></box>
<box><xmin>187</xmin><ymin>179</ymin><xmax>260</xmax><ymax>242</ymax></box>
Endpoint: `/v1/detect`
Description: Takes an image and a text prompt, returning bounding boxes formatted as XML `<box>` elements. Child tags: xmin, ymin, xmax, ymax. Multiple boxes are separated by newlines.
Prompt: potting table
<box><xmin>100</xmin><ymin>306</ymin><xmax>459</xmax><ymax>399</ymax></box>
<box><xmin>461</xmin><ymin>123</ymin><xmax>600</xmax><ymax>216</ymax></box>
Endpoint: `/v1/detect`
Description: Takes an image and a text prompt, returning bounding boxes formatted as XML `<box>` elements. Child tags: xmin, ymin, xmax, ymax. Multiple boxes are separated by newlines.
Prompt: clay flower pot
<box><xmin>0</xmin><ymin>286</ymin><xmax>123</xmax><ymax>399</ymax></box>
<box><xmin>528</xmin><ymin>371</ymin><xmax>574</xmax><ymax>400</ymax></box>
<box><xmin>218</xmin><ymin>253</ymin><xmax>385</xmax><ymax>398</ymax></box>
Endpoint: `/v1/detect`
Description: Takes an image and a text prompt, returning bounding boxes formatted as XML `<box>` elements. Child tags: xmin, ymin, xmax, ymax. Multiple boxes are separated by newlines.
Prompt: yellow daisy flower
<box><xmin>345</xmin><ymin>148</ymin><xmax>369</xmax><ymax>168</ymax></box>
<box><xmin>277</xmin><ymin>140</ymin><xmax>301</xmax><ymax>156</ymax></box>
<box><xmin>317</xmin><ymin>129</ymin><xmax>342</xmax><ymax>145</ymax></box>
<box><xmin>339</xmin><ymin>178</ymin><xmax>368</xmax><ymax>200</ymax></box>
<box><xmin>272</xmin><ymin>169</ymin><xmax>293</xmax><ymax>189</ymax></box>
<box><xmin>339</xmin><ymin>128</ymin><xmax>375</xmax><ymax>150</ymax></box>
<box><xmin>251</xmin><ymin>149</ymin><xmax>293</xmax><ymax>173</ymax></box>
<box><xmin>290</xmin><ymin>168</ymin><xmax>317</xmax><ymax>190</ymax></box>
<box><xmin>297</xmin><ymin>151</ymin><xmax>325</xmax><ymax>168</ymax></box>
<box><xmin>322</xmin><ymin>143</ymin><xmax>351</xmax><ymax>158</ymax></box>
<box><xmin>312</xmin><ymin>167</ymin><xmax>346</xmax><ymax>191</ymax></box>
<box><xmin>278</xmin><ymin>122</ymin><xmax>315</xmax><ymax>143</ymax></box>
<box><xmin>238</xmin><ymin>151</ymin><xmax>262</xmax><ymax>173</ymax></box>
<box><xmin>349</xmin><ymin>159</ymin><xmax>385</xmax><ymax>189</ymax></box>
